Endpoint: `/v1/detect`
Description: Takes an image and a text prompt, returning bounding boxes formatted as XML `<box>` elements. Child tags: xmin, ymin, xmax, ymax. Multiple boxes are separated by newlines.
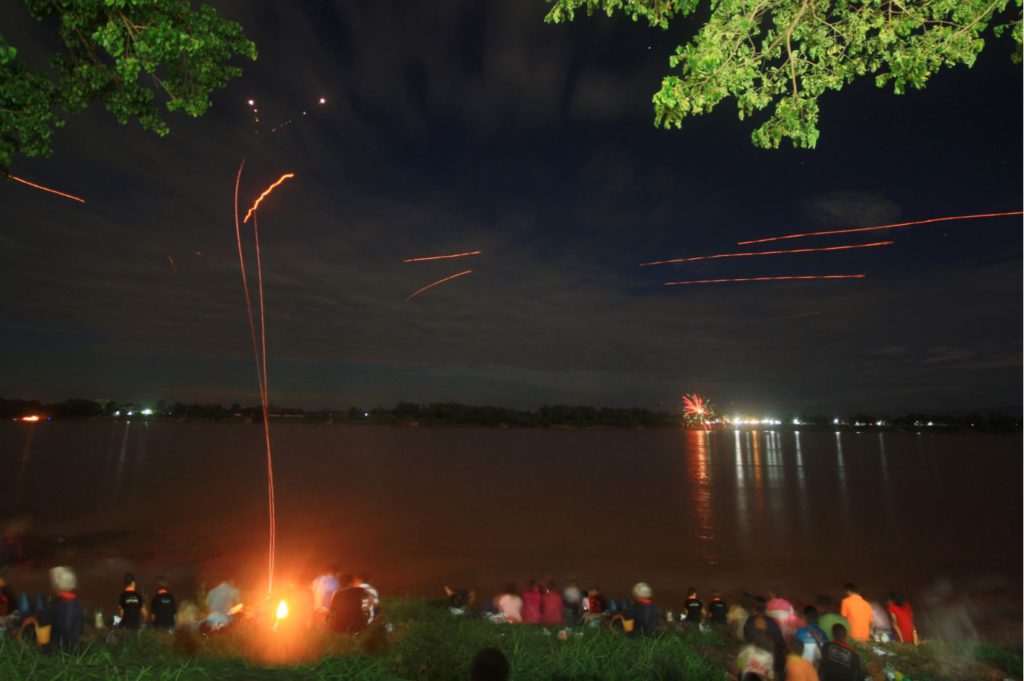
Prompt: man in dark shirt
<box><xmin>118</xmin><ymin>572</ymin><xmax>145</xmax><ymax>630</ymax></box>
<box><xmin>329</xmin><ymin>575</ymin><xmax>368</xmax><ymax>634</ymax></box>
<box><xmin>150</xmin><ymin>576</ymin><xmax>177</xmax><ymax>630</ymax></box>
<box><xmin>820</xmin><ymin>623</ymin><xmax>864</xmax><ymax>681</ymax></box>
<box><xmin>708</xmin><ymin>589</ymin><xmax>728</xmax><ymax>625</ymax></box>
<box><xmin>684</xmin><ymin>587</ymin><xmax>703</xmax><ymax>624</ymax></box>
<box><xmin>24</xmin><ymin>566</ymin><xmax>84</xmax><ymax>652</ymax></box>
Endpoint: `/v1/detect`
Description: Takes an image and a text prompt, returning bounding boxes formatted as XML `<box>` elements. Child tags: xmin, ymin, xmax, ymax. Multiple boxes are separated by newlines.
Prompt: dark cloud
<box><xmin>0</xmin><ymin>0</ymin><xmax>1020</xmax><ymax>412</ymax></box>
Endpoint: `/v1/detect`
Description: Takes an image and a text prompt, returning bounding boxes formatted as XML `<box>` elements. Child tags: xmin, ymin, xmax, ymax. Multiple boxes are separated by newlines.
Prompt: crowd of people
<box><xmin>1</xmin><ymin>563</ymin><xmax>921</xmax><ymax>681</ymax></box>
<box><xmin>461</xmin><ymin>579</ymin><xmax>918</xmax><ymax>681</ymax></box>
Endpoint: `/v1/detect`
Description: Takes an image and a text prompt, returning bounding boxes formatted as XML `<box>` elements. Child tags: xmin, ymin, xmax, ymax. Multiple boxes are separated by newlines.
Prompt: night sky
<box><xmin>1</xmin><ymin>1</ymin><xmax>1021</xmax><ymax>414</ymax></box>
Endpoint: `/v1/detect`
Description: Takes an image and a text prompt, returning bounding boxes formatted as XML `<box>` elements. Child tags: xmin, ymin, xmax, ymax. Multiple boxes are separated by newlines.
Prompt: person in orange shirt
<box><xmin>786</xmin><ymin>637</ymin><xmax>821</xmax><ymax>681</ymax></box>
<box><xmin>839</xmin><ymin>583</ymin><xmax>874</xmax><ymax>642</ymax></box>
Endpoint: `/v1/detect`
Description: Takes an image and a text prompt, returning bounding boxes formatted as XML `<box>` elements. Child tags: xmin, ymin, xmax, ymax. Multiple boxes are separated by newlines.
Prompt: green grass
<box><xmin>2</xmin><ymin>600</ymin><xmax>1019</xmax><ymax>681</ymax></box>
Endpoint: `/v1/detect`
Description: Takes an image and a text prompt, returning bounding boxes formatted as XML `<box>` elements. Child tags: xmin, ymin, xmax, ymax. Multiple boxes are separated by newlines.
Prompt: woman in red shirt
<box><xmin>886</xmin><ymin>592</ymin><xmax>918</xmax><ymax>644</ymax></box>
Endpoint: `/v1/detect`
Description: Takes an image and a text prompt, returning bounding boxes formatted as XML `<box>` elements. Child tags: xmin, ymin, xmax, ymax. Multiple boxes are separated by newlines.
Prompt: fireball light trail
<box><xmin>6</xmin><ymin>174</ymin><xmax>86</xmax><ymax>203</ymax></box>
<box><xmin>232</xmin><ymin>159</ymin><xmax>277</xmax><ymax>594</ymax></box>
<box><xmin>252</xmin><ymin>212</ymin><xmax>276</xmax><ymax>594</ymax></box>
<box><xmin>243</xmin><ymin>173</ymin><xmax>295</xmax><ymax>223</ymax></box>
<box><xmin>665</xmin><ymin>274</ymin><xmax>866</xmax><ymax>286</ymax></box>
<box><xmin>402</xmin><ymin>250</ymin><xmax>482</xmax><ymax>263</ymax></box>
<box><xmin>640</xmin><ymin>240</ymin><xmax>893</xmax><ymax>266</ymax></box>
<box><xmin>405</xmin><ymin>269</ymin><xmax>474</xmax><ymax>302</ymax></box>
<box><xmin>737</xmin><ymin>210</ymin><xmax>1023</xmax><ymax>245</ymax></box>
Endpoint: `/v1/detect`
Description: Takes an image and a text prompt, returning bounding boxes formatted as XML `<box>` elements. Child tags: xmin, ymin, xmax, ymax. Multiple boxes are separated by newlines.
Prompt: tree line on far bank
<box><xmin>0</xmin><ymin>397</ymin><xmax>1020</xmax><ymax>431</ymax></box>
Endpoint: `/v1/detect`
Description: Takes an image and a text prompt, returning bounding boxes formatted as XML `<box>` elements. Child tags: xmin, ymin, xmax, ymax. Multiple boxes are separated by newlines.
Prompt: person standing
<box><xmin>118</xmin><ymin>573</ymin><xmax>145</xmax><ymax>630</ymax></box>
<box><xmin>150</xmin><ymin>576</ymin><xmax>177</xmax><ymax>631</ymax></box>
<box><xmin>684</xmin><ymin>587</ymin><xmax>704</xmax><ymax>624</ymax></box>
<box><xmin>707</xmin><ymin>589</ymin><xmax>728</xmax><ymax>625</ymax></box>
<box><xmin>886</xmin><ymin>592</ymin><xmax>919</xmax><ymax>645</ymax></box>
<box><xmin>839</xmin><ymin>583</ymin><xmax>873</xmax><ymax>642</ymax></box>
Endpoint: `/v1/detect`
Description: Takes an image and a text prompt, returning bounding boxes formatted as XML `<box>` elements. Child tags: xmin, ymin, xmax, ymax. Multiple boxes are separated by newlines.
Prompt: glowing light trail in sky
<box><xmin>405</xmin><ymin>269</ymin><xmax>473</xmax><ymax>302</ymax></box>
<box><xmin>6</xmin><ymin>174</ymin><xmax>86</xmax><ymax>203</ymax></box>
<box><xmin>402</xmin><ymin>250</ymin><xmax>482</xmax><ymax>263</ymax></box>
<box><xmin>664</xmin><ymin>274</ymin><xmax>865</xmax><ymax>286</ymax></box>
<box><xmin>243</xmin><ymin>173</ymin><xmax>295</xmax><ymax>223</ymax></box>
<box><xmin>232</xmin><ymin>159</ymin><xmax>277</xmax><ymax>594</ymax></box>
<box><xmin>640</xmin><ymin>241</ymin><xmax>893</xmax><ymax>267</ymax></box>
<box><xmin>737</xmin><ymin>211</ymin><xmax>1023</xmax><ymax>245</ymax></box>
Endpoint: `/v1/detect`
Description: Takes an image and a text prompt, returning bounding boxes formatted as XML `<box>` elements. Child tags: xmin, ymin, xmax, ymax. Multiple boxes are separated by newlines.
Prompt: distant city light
<box><xmin>363</xmin><ymin>411</ymin><xmax>369</xmax><ymax>418</ymax></box>
<box><xmin>127</xmin><ymin>410</ymin><xmax>133</xmax><ymax>417</ymax></box>
<box><xmin>141</xmin><ymin>408</ymin><xmax>153</xmax><ymax>416</ymax></box>
<box><xmin>792</xmin><ymin>418</ymin><xmax>801</xmax><ymax>425</ymax></box>
<box><xmin>114</xmin><ymin>410</ymin><xmax>121</xmax><ymax>417</ymax></box>
<box><xmin>875</xmin><ymin>420</ymin><xmax>885</xmax><ymax>426</ymax></box>
<box><xmin>927</xmin><ymin>421</ymin><xmax>934</xmax><ymax>426</ymax></box>
<box><xmin>833</xmin><ymin>417</ymin><xmax>840</xmax><ymax>425</ymax></box>
<box><xmin>318</xmin><ymin>97</ymin><xmax>326</xmax><ymax>105</ymax></box>
<box><xmin>18</xmin><ymin>415</ymin><xmax>41</xmax><ymax>423</ymax></box>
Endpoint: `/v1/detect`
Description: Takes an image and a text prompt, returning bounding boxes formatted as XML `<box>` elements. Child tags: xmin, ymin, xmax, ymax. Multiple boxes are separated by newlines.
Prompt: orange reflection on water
<box><xmin>686</xmin><ymin>430</ymin><xmax>716</xmax><ymax>565</ymax></box>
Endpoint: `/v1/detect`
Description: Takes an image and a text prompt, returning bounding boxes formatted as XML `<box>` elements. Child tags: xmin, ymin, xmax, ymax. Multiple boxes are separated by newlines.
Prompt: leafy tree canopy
<box><xmin>0</xmin><ymin>0</ymin><xmax>256</xmax><ymax>172</ymax></box>
<box><xmin>546</xmin><ymin>0</ymin><xmax>1022</xmax><ymax>148</ymax></box>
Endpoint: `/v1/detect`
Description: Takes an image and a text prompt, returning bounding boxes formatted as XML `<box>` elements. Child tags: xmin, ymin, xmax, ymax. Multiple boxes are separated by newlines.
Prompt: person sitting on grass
<box><xmin>541</xmin><ymin>580</ymin><xmax>563</xmax><ymax>626</ymax></box>
<box><xmin>815</xmin><ymin>595</ymin><xmax>848</xmax><ymax>645</ymax></box>
<box><xmin>736</xmin><ymin>627</ymin><xmax>775</xmax><ymax>680</ymax></box>
<box><xmin>20</xmin><ymin>566</ymin><xmax>83</xmax><ymax>653</ymax></box>
<box><xmin>785</xmin><ymin>635</ymin><xmax>821</xmax><ymax>681</ymax></box>
<box><xmin>794</xmin><ymin>606</ymin><xmax>829</xmax><ymax>667</ymax></box>
<box><xmin>495</xmin><ymin>583</ymin><xmax>523</xmax><ymax>623</ymax></box>
<box><xmin>745</xmin><ymin>596</ymin><xmax>788</xmax><ymax>679</ymax></box>
<box><xmin>522</xmin><ymin>579</ymin><xmax>543</xmax><ymax>625</ymax></box>
<box><xmin>354</xmin><ymin>573</ymin><xmax>380</xmax><ymax>624</ymax></box>
<box><xmin>329</xmin><ymin>574</ymin><xmax>368</xmax><ymax>634</ymax></box>
<box><xmin>626</xmin><ymin>582</ymin><xmax>658</xmax><ymax>636</ymax></box>
<box><xmin>819</xmin><ymin>624</ymin><xmax>864</xmax><ymax>681</ymax></box>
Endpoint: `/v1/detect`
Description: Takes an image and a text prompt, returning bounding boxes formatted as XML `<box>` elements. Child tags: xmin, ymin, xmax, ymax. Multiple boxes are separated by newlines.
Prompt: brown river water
<box><xmin>0</xmin><ymin>422</ymin><xmax>1019</xmax><ymax>642</ymax></box>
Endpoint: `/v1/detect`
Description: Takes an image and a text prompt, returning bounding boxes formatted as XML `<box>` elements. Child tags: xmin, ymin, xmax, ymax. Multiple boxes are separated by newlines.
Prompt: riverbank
<box><xmin>1</xmin><ymin>598</ymin><xmax>1019</xmax><ymax>680</ymax></box>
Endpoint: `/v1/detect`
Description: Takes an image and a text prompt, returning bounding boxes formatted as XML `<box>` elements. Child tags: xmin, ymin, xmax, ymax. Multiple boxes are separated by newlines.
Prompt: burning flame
<box><xmin>276</xmin><ymin>599</ymin><xmax>288</xmax><ymax>620</ymax></box>
<box><xmin>19</xmin><ymin>415</ymin><xmax>41</xmax><ymax>423</ymax></box>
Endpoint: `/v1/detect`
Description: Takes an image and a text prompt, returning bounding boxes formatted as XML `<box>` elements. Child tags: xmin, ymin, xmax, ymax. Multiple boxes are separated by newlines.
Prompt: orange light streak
<box><xmin>737</xmin><ymin>211</ymin><xmax>1023</xmax><ymax>245</ymax></box>
<box><xmin>18</xmin><ymin>415</ymin><xmax>41</xmax><ymax>423</ymax></box>
<box><xmin>402</xmin><ymin>250</ymin><xmax>482</xmax><ymax>263</ymax></box>
<box><xmin>253</xmin><ymin>213</ymin><xmax>276</xmax><ymax>593</ymax></box>
<box><xmin>640</xmin><ymin>240</ymin><xmax>893</xmax><ymax>266</ymax></box>
<box><xmin>665</xmin><ymin>274</ymin><xmax>865</xmax><ymax>286</ymax></box>
<box><xmin>7</xmin><ymin>175</ymin><xmax>85</xmax><ymax>203</ymax></box>
<box><xmin>231</xmin><ymin>159</ymin><xmax>276</xmax><ymax>594</ymax></box>
<box><xmin>405</xmin><ymin>269</ymin><xmax>473</xmax><ymax>302</ymax></box>
<box><xmin>243</xmin><ymin>173</ymin><xmax>295</xmax><ymax>223</ymax></box>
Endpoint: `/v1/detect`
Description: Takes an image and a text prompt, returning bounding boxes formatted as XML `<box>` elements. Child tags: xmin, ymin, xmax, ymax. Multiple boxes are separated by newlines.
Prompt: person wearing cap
<box><xmin>626</xmin><ymin>582</ymin><xmax>658</xmax><ymax>636</ymax></box>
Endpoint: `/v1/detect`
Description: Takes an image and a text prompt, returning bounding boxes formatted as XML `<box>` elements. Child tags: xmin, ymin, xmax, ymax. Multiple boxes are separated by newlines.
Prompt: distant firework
<box><xmin>682</xmin><ymin>394</ymin><xmax>710</xmax><ymax>418</ymax></box>
<box><xmin>737</xmin><ymin>210</ymin><xmax>1023</xmax><ymax>245</ymax></box>
<box><xmin>640</xmin><ymin>240</ymin><xmax>892</xmax><ymax>267</ymax></box>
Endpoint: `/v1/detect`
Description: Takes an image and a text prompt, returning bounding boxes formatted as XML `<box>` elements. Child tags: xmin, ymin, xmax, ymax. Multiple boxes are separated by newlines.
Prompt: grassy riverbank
<box><xmin>0</xmin><ymin>599</ymin><xmax>1019</xmax><ymax>680</ymax></box>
